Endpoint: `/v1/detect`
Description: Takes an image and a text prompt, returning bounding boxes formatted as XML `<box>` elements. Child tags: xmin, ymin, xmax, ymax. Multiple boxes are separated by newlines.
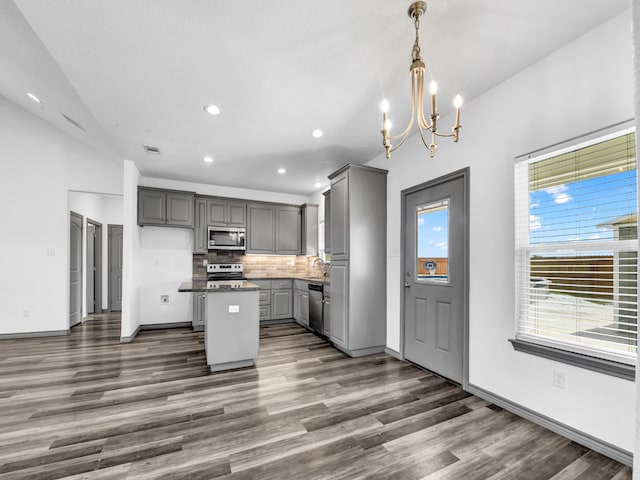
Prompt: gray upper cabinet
<box><xmin>329</xmin><ymin>171</ymin><xmax>349</xmax><ymax>260</ymax></box>
<box><xmin>207</xmin><ymin>198</ymin><xmax>246</xmax><ymax>227</ymax></box>
<box><xmin>328</xmin><ymin>164</ymin><xmax>388</xmax><ymax>357</ymax></box>
<box><xmin>193</xmin><ymin>197</ymin><xmax>207</xmax><ymax>253</ymax></box>
<box><xmin>247</xmin><ymin>204</ymin><xmax>276</xmax><ymax>254</ymax></box>
<box><xmin>276</xmin><ymin>206</ymin><xmax>301</xmax><ymax>255</ymax></box>
<box><xmin>138</xmin><ymin>187</ymin><xmax>194</xmax><ymax>228</ymax></box>
<box><xmin>301</xmin><ymin>204</ymin><xmax>318</xmax><ymax>256</ymax></box>
<box><xmin>323</xmin><ymin>191</ymin><xmax>331</xmax><ymax>255</ymax></box>
<box><xmin>247</xmin><ymin>203</ymin><xmax>302</xmax><ymax>255</ymax></box>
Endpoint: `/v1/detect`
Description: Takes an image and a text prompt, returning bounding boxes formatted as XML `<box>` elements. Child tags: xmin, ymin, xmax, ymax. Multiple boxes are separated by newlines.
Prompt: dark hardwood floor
<box><xmin>0</xmin><ymin>314</ymin><xmax>632</xmax><ymax>479</ymax></box>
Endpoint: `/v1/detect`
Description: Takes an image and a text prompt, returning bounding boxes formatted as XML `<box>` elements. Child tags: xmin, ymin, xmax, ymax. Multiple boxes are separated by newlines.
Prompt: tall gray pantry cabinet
<box><xmin>328</xmin><ymin>164</ymin><xmax>388</xmax><ymax>357</ymax></box>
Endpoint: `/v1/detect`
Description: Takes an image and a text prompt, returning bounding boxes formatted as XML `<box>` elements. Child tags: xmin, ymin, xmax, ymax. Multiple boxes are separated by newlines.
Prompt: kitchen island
<box><xmin>178</xmin><ymin>280</ymin><xmax>260</xmax><ymax>372</ymax></box>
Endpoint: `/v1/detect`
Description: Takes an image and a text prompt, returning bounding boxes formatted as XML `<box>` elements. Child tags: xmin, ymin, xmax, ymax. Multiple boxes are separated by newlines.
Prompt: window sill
<box><xmin>509</xmin><ymin>339</ymin><xmax>635</xmax><ymax>381</ymax></box>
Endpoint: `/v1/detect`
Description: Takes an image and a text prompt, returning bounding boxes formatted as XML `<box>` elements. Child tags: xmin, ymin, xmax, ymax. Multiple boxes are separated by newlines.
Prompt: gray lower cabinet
<box><xmin>328</xmin><ymin>164</ymin><xmax>388</xmax><ymax>357</ymax></box>
<box><xmin>271</xmin><ymin>279</ymin><xmax>292</xmax><ymax>320</ymax></box>
<box><xmin>138</xmin><ymin>187</ymin><xmax>195</xmax><ymax>228</ymax></box>
<box><xmin>193</xmin><ymin>197</ymin><xmax>207</xmax><ymax>253</ymax></box>
<box><xmin>293</xmin><ymin>280</ymin><xmax>309</xmax><ymax>328</ymax></box>
<box><xmin>192</xmin><ymin>292</ymin><xmax>206</xmax><ymax>331</ymax></box>
<box><xmin>271</xmin><ymin>289</ymin><xmax>292</xmax><ymax>319</ymax></box>
<box><xmin>323</xmin><ymin>286</ymin><xmax>330</xmax><ymax>337</ymax></box>
<box><xmin>251</xmin><ymin>279</ymin><xmax>272</xmax><ymax>321</ymax></box>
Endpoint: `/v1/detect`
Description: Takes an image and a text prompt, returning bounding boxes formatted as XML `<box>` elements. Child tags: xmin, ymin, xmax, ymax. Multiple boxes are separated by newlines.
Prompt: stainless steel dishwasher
<box><xmin>308</xmin><ymin>283</ymin><xmax>324</xmax><ymax>334</ymax></box>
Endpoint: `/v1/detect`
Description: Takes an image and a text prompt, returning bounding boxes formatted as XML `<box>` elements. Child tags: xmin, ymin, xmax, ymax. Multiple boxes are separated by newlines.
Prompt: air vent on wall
<box><xmin>143</xmin><ymin>145</ymin><xmax>160</xmax><ymax>154</ymax></box>
<box><xmin>60</xmin><ymin>112</ymin><xmax>86</xmax><ymax>132</ymax></box>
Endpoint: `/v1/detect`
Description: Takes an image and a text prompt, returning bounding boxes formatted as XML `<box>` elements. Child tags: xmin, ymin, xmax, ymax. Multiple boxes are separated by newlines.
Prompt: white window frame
<box><xmin>512</xmin><ymin>121</ymin><xmax>637</xmax><ymax>380</ymax></box>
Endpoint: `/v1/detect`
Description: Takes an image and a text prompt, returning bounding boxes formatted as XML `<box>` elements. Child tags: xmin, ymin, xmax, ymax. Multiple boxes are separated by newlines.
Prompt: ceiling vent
<box><xmin>60</xmin><ymin>112</ymin><xmax>86</xmax><ymax>132</ymax></box>
<box><xmin>143</xmin><ymin>145</ymin><xmax>160</xmax><ymax>154</ymax></box>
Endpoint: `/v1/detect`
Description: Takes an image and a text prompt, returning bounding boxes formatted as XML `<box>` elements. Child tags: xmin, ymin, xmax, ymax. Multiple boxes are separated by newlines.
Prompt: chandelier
<box><xmin>381</xmin><ymin>1</ymin><xmax>462</xmax><ymax>159</ymax></box>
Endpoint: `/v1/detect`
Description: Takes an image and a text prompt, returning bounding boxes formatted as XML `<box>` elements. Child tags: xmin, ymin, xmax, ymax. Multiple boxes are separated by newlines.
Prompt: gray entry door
<box><xmin>69</xmin><ymin>212</ymin><xmax>83</xmax><ymax>327</ymax></box>
<box><xmin>87</xmin><ymin>223</ymin><xmax>95</xmax><ymax>314</ymax></box>
<box><xmin>403</xmin><ymin>170</ymin><xmax>468</xmax><ymax>384</ymax></box>
<box><xmin>108</xmin><ymin>225</ymin><xmax>123</xmax><ymax>311</ymax></box>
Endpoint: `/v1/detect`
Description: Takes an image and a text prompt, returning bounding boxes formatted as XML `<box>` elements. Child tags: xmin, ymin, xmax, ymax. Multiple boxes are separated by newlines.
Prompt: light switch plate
<box><xmin>228</xmin><ymin>305</ymin><xmax>240</xmax><ymax>313</ymax></box>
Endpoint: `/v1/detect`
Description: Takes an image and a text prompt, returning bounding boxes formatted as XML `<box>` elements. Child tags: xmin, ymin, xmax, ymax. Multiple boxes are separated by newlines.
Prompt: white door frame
<box><xmin>399</xmin><ymin>167</ymin><xmax>470</xmax><ymax>390</ymax></box>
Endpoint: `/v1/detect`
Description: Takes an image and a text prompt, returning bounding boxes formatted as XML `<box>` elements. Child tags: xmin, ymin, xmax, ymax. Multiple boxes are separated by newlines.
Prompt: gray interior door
<box><xmin>69</xmin><ymin>212</ymin><xmax>83</xmax><ymax>327</ymax></box>
<box><xmin>403</xmin><ymin>171</ymin><xmax>468</xmax><ymax>384</ymax></box>
<box><xmin>86</xmin><ymin>223</ymin><xmax>95</xmax><ymax>314</ymax></box>
<box><xmin>108</xmin><ymin>224</ymin><xmax>123</xmax><ymax>311</ymax></box>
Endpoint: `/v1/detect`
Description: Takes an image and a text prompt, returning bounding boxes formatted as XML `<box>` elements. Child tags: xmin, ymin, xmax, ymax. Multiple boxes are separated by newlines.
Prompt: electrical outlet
<box><xmin>160</xmin><ymin>295</ymin><xmax>170</xmax><ymax>304</ymax></box>
<box><xmin>46</xmin><ymin>248</ymin><xmax>55</xmax><ymax>257</ymax></box>
<box><xmin>228</xmin><ymin>305</ymin><xmax>240</xmax><ymax>313</ymax></box>
<box><xmin>202</xmin><ymin>259</ymin><xmax>208</xmax><ymax>267</ymax></box>
<box><xmin>23</xmin><ymin>310</ymin><xmax>30</xmax><ymax>318</ymax></box>
<box><xmin>553</xmin><ymin>369</ymin><xmax>566</xmax><ymax>389</ymax></box>
<box><xmin>289</xmin><ymin>259</ymin><xmax>295</xmax><ymax>266</ymax></box>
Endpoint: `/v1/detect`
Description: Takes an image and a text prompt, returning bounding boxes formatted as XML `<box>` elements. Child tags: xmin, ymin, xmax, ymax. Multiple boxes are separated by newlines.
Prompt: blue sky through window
<box><xmin>529</xmin><ymin>169</ymin><xmax>637</xmax><ymax>244</ymax></box>
<box><xmin>417</xmin><ymin>206</ymin><xmax>449</xmax><ymax>257</ymax></box>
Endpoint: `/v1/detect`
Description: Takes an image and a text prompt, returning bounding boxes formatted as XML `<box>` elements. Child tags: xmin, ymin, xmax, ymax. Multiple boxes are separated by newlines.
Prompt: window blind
<box><xmin>515</xmin><ymin>130</ymin><xmax>638</xmax><ymax>365</ymax></box>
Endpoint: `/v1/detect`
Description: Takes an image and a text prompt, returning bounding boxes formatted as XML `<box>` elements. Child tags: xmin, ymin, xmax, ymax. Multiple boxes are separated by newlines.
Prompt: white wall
<box><xmin>368</xmin><ymin>11</ymin><xmax>635</xmax><ymax>453</ymax></box>
<box><xmin>122</xmin><ymin>175</ymin><xmax>310</xmax><ymax>333</ymax></box>
<box><xmin>0</xmin><ymin>96</ymin><xmax>122</xmax><ymax>335</ymax></box>
<box><xmin>632</xmin><ymin>1</ymin><xmax>640</xmax><ymax>476</ymax></box>
<box><xmin>69</xmin><ymin>191</ymin><xmax>123</xmax><ymax>316</ymax></box>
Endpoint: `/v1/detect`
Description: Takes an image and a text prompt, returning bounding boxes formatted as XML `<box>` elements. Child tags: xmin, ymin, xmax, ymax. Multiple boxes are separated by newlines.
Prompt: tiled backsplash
<box><xmin>192</xmin><ymin>252</ymin><xmax>324</xmax><ymax>279</ymax></box>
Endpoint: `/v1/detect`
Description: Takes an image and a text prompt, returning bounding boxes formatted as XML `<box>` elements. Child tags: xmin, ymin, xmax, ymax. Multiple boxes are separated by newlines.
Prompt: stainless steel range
<box><xmin>206</xmin><ymin>263</ymin><xmax>246</xmax><ymax>289</ymax></box>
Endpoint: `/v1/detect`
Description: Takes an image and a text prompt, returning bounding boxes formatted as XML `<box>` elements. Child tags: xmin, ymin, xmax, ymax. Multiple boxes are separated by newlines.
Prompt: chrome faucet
<box><xmin>312</xmin><ymin>258</ymin><xmax>328</xmax><ymax>278</ymax></box>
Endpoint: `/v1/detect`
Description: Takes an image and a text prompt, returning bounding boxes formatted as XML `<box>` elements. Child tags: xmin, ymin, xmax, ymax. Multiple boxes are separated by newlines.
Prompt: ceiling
<box><xmin>1</xmin><ymin>0</ymin><xmax>630</xmax><ymax>196</ymax></box>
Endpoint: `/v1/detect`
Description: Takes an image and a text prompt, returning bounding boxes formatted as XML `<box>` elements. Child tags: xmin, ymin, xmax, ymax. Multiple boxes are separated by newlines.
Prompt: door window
<box><xmin>416</xmin><ymin>198</ymin><xmax>450</xmax><ymax>284</ymax></box>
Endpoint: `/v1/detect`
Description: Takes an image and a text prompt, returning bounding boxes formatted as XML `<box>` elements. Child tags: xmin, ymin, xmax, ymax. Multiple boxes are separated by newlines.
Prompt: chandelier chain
<box><xmin>412</xmin><ymin>14</ymin><xmax>421</xmax><ymax>61</ymax></box>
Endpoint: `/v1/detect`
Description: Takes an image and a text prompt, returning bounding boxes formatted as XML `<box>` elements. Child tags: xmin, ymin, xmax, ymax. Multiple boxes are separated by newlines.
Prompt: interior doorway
<box><xmin>86</xmin><ymin>219</ymin><xmax>103</xmax><ymax>315</ymax></box>
<box><xmin>108</xmin><ymin>224</ymin><xmax>123</xmax><ymax>311</ymax></box>
<box><xmin>69</xmin><ymin>211</ymin><xmax>83</xmax><ymax>327</ymax></box>
<box><xmin>401</xmin><ymin>168</ymin><xmax>469</xmax><ymax>387</ymax></box>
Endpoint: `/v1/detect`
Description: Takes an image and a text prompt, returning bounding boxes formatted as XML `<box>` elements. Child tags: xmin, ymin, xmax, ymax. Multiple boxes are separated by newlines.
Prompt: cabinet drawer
<box><xmin>259</xmin><ymin>305</ymin><xmax>271</xmax><ymax>321</ymax></box>
<box><xmin>293</xmin><ymin>280</ymin><xmax>308</xmax><ymax>291</ymax></box>
<box><xmin>271</xmin><ymin>279</ymin><xmax>292</xmax><ymax>289</ymax></box>
<box><xmin>258</xmin><ymin>291</ymin><xmax>270</xmax><ymax>305</ymax></box>
<box><xmin>250</xmin><ymin>279</ymin><xmax>271</xmax><ymax>290</ymax></box>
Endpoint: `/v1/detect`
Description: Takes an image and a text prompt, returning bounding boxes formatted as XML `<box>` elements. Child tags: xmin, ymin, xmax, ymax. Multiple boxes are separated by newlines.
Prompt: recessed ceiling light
<box><xmin>203</xmin><ymin>156</ymin><xmax>214</xmax><ymax>163</ymax></box>
<box><xmin>311</xmin><ymin>129</ymin><xmax>323</xmax><ymax>138</ymax></box>
<box><xmin>27</xmin><ymin>92</ymin><xmax>42</xmax><ymax>104</ymax></box>
<box><xmin>204</xmin><ymin>104</ymin><xmax>221</xmax><ymax>115</ymax></box>
<box><xmin>278</xmin><ymin>168</ymin><xmax>286</xmax><ymax>174</ymax></box>
<box><xmin>314</xmin><ymin>182</ymin><xmax>322</xmax><ymax>188</ymax></box>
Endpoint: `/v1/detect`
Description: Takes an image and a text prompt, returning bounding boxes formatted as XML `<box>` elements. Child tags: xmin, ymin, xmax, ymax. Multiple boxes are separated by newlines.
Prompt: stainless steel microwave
<box><xmin>207</xmin><ymin>226</ymin><xmax>246</xmax><ymax>251</ymax></box>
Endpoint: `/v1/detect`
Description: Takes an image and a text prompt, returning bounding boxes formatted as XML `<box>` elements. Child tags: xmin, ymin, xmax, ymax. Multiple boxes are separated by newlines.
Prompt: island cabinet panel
<box><xmin>247</xmin><ymin>204</ymin><xmax>276</xmax><ymax>254</ymax></box>
<box><xmin>138</xmin><ymin>187</ymin><xmax>195</xmax><ymax>227</ymax></box>
<box><xmin>276</xmin><ymin>206</ymin><xmax>301</xmax><ymax>255</ymax></box>
<box><xmin>193</xmin><ymin>197</ymin><xmax>208</xmax><ymax>253</ymax></box>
